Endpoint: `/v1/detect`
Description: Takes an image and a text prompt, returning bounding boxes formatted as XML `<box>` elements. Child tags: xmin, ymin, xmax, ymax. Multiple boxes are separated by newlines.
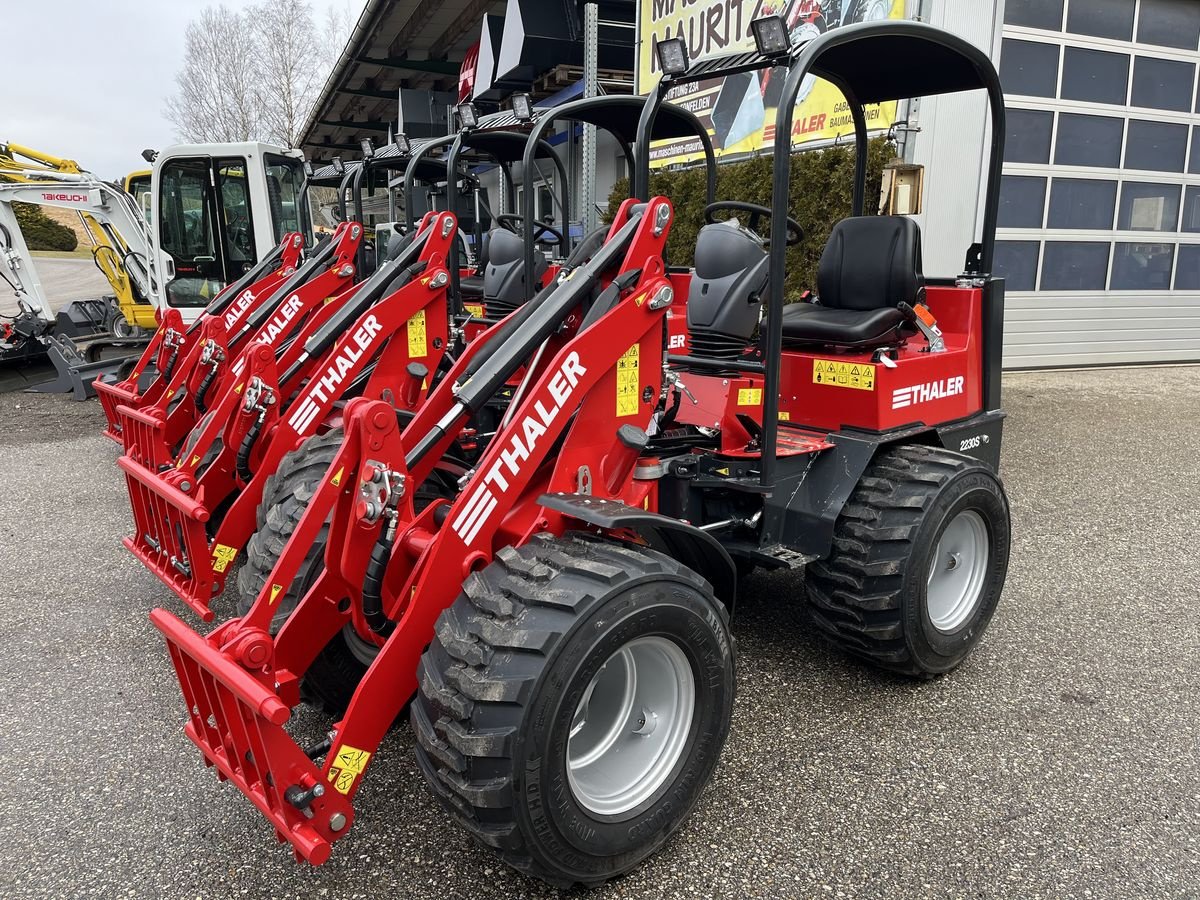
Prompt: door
<box><xmin>156</xmin><ymin>155</ymin><xmax>257</xmax><ymax>308</ymax></box>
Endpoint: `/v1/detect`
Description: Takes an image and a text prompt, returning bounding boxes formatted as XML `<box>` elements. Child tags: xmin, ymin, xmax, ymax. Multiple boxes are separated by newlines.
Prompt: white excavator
<box><xmin>0</xmin><ymin>140</ymin><xmax>312</xmax><ymax>398</ymax></box>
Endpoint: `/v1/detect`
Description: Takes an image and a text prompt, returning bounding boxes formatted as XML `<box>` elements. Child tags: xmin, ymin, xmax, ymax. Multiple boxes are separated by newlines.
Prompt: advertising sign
<box><xmin>637</xmin><ymin>0</ymin><xmax>904</xmax><ymax>166</ymax></box>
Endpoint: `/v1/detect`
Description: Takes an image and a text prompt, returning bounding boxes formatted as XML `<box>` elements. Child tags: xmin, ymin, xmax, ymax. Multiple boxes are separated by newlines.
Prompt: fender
<box><xmin>537</xmin><ymin>492</ymin><xmax>737</xmax><ymax>609</ymax></box>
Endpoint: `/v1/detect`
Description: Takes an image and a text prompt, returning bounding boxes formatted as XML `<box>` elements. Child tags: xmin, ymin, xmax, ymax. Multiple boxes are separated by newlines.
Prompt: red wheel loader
<box><xmin>149</xmin><ymin>20</ymin><xmax>1011</xmax><ymax>887</ymax></box>
<box><xmin>93</xmin><ymin>231</ymin><xmax>306</xmax><ymax>442</ymax></box>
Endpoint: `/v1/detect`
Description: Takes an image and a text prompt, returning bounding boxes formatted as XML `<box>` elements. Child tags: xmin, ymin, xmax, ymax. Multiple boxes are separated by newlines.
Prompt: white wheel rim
<box><xmin>926</xmin><ymin>509</ymin><xmax>990</xmax><ymax>632</ymax></box>
<box><xmin>566</xmin><ymin>636</ymin><xmax>695</xmax><ymax>817</ymax></box>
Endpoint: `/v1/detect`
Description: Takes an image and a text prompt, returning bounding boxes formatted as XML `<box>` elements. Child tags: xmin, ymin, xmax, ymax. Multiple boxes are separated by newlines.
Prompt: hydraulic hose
<box><xmin>161</xmin><ymin>347</ymin><xmax>179</xmax><ymax>383</ymax></box>
<box><xmin>194</xmin><ymin>366</ymin><xmax>217</xmax><ymax>412</ymax></box>
<box><xmin>235</xmin><ymin>413</ymin><xmax>265</xmax><ymax>482</ymax></box>
<box><xmin>362</xmin><ymin>523</ymin><xmax>396</xmax><ymax>636</ymax></box>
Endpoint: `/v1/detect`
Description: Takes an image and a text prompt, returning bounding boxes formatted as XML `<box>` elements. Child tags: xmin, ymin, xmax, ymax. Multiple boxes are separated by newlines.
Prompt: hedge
<box><xmin>606</xmin><ymin>136</ymin><xmax>894</xmax><ymax>298</ymax></box>
<box><xmin>13</xmin><ymin>202</ymin><xmax>79</xmax><ymax>252</ymax></box>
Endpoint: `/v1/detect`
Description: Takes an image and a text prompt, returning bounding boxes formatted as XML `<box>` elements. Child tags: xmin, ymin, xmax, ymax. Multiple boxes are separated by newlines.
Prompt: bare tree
<box><xmin>165</xmin><ymin>6</ymin><xmax>261</xmax><ymax>143</ymax></box>
<box><xmin>253</xmin><ymin>0</ymin><xmax>323</xmax><ymax>147</ymax></box>
<box><xmin>321</xmin><ymin>0</ymin><xmax>360</xmax><ymax>72</ymax></box>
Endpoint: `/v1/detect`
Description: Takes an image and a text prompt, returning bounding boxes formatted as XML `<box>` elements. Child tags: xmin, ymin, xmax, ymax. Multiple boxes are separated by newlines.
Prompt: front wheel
<box><xmin>805</xmin><ymin>444</ymin><xmax>1011</xmax><ymax>677</ymax></box>
<box><xmin>412</xmin><ymin>533</ymin><xmax>736</xmax><ymax>887</ymax></box>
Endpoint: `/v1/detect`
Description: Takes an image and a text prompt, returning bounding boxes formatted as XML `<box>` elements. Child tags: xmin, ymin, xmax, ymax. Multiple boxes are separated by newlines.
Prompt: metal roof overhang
<box><xmin>300</xmin><ymin>0</ymin><xmax>507</xmax><ymax>165</ymax></box>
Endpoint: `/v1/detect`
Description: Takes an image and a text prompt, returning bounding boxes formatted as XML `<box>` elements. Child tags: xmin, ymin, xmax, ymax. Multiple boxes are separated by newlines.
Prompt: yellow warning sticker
<box><xmin>737</xmin><ymin>388</ymin><xmax>763</xmax><ymax>406</ymax></box>
<box><xmin>190</xmin><ymin>454</ymin><xmax>201</xmax><ymax>467</ymax></box>
<box><xmin>268</xmin><ymin>584</ymin><xmax>284</xmax><ymax>605</ymax></box>
<box><xmin>616</xmin><ymin>344</ymin><xmax>640</xmax><ymax>417</ymax></box>
<box><xmin>407</xmin><ymin>310</ymin><xmax>427</xmax><ymax>357</ymax></box>
<box><xmin>234</xmin><ymin>382</ymin><xmax>244</xmax><ymax>395</ymax></box>
<box><xmin>812</xmin><ymin>359</ymin><xmax>876</xmax><ymax>392</ymax></box>
<box><xmin>779</xmin><ymin>411</ymin><xmax>791</xmax><ymax>421</ymax></box>
<box><xmin>464</xmin><ymin>303</ymin><xmax>484</xmax><ymax>318</ymax></box>
<box><xmin>211</xmin><ymin>544</ymin><xmax>238</xmax><ymax>574</ymax></box>
<box><xmin>327</xmin><ymin>744</ymin><xmax>372</xmax><ymax>795</ymax></box>
<box><xmin>330</xmin><ymin>466</ymin><xmax>344</xmax><ymax>487</ymax></box>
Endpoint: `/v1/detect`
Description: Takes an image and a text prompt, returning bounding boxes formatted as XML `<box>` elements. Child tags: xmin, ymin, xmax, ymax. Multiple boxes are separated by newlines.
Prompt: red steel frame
<box><xmin>116</xmin><ymin>223</ymin><xmax>364</xmax><ymax>467</ymax></box>
<box><xmin>124</xmin><ymin>213</ymin><xmax>456</xmax><ymax>620</ymax></box>
<box><xmin>150</xmin><ymin>197</ymin><xmax>676</xmax><ymax>864</ymax></box>
<box><xmin>95</xmin><ymin>233</ymin><xmax>306</xmax><ymax>443</ymax></box>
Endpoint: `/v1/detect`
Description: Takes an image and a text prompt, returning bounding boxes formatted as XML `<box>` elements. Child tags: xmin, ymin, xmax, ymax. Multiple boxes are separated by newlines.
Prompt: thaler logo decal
<box><xmin>287</xmin><ymin>315</ymin><xmax>384</xmax><ymax>433</ymax></box>
<box><xmin>452</xmin><ymin>352</ymin><xmax>587</xmax><ymax>546</ymax></box>
<box><xmin>222</xmin><ymin>289</ymin><xmax>256</xmax><ymax>328</ymax></box>
<box><xmin>892</xmin><ymin>376</ymin><xmax>964</xmax><ymax>410</ymax></box>
<box><xmin>231</xmin><ymin>294</ymin><xmax>305</xmax><ymax>376</ymax></box>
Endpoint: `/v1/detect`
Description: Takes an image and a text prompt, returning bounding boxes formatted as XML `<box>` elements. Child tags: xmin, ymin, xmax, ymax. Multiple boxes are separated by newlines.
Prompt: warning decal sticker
<box><xmin>327</xmin><ymin>744</ymin><xmax>372</xmax><ymax>795</ymax></box>
<box><xmin>617</xmin><ymin>344</ymin><xmax>640</xmax><ymax>416</ymax></box>
<box><xmin>737</xmin><ymin>388</ymin><xmax>763</xmax><ymax>406</ymax></box>
<box><xmin>406</xmin><ymin>310</ymin><xmax>427</xmax><ymax>357</ymax></box>
<box><xmin>812</xmin><ymin>359</ymin><xmax>876</xmax><ymax>392</ymax></box>
<box><xmin>211</xmin><ymin>544</ymin><xmax>238</xmax><ymax>574</ymax></box>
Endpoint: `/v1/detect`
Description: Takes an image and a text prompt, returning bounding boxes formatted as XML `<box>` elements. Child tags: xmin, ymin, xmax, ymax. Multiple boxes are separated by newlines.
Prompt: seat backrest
<box><xmin>816</xmin><ymin>216</ymin><xmax>923</xmax><ymax>311</ymax></box>
<box><xmin>685</xmin><ymin>220</ymin><xmax>769</xmax><ymax>338</ymax></box>
<box><xmin>483</xmin><ymin>227</ymin><xmax>548</xmax><ymax>311</ymax></box>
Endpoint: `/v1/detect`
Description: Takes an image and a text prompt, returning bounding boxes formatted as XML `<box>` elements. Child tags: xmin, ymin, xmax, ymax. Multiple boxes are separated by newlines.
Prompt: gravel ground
<box><xmin>0</xmin><ymin>368</ymin><xmax>1197</xmax><ymax>899</ymax></box>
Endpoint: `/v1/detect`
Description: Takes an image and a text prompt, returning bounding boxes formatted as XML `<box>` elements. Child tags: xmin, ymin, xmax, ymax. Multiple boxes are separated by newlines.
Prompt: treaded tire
<box><xmin>411</xmin><ymin>532</ymin><xmax>736</xmax><ymax>887</ymax></box>
<box><xmin>805</xmin><ymin>443</ymin><xmax>1010</xmax><ymax>677</ymax></box>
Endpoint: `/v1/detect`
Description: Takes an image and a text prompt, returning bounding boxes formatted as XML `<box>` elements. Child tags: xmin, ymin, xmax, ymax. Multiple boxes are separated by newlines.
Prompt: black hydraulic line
<box><xmin>361</xmin><ymin>531</ymin><xmax>395</xmax><ymax>635</ymax></box>
<box><xmin>235</xmin><ymin>414</ymin><xmax>264</xmax><ymax>482</ymax></box>
<box><xmin>160</xmin><ymin>347</ymin><xmax>179</xmax><ymax>383</ymax></box>
<box><xmin>194</xmin><ymin>366</ymin><xmax>217</xmax><ymax>412</ymax></box>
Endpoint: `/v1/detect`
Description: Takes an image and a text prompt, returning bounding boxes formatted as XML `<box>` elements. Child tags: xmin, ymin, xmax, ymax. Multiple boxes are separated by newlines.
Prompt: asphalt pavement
<box><xmin>0</xmin><ymin>255</ymin><xmax>111</xmax><ymax>317</ymax></box>
<box><xmin>0</xmin><ymin>367</ymin><xmax>1196</xmax><ymax>898</ymax></box>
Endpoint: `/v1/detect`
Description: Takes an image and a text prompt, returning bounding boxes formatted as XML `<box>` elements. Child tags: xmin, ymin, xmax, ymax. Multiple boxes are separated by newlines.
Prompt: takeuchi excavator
<box><xmin>0</xmin><ymin>140</ymin><xmax>313</xmax><ymax>398</ymax></box>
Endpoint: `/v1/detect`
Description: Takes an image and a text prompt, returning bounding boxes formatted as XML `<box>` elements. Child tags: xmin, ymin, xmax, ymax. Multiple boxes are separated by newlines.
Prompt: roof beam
<box><xmin>355</xmin><ymin>55</ymin><xmax>460</xmax><ymax>76</ymax></box>
<box><xmin>336</xmin><ymin>86</ymin><xmax>396</xmax><ymax>100</ymax></box>
<box><xmin>427</xmin><ymin>0</ymin><xmax>495</xmax><ymax>59</ymax></box>
<box><xmin>318</xmin><ymin>119</ymin><xmax>393</xmax><ymax>133</ymax></box>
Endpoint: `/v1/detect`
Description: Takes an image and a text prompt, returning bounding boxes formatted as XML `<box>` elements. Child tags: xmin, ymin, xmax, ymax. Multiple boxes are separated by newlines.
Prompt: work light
<box><xmin>302</xmin><ymin>160</ymin><xmax>314</xmax><ymax>177</ymax></box>
<box><xmin>751</xmin><ymin>15</ymin><xmax>791</xmax><ymax>57</ymax></box>
<box><xmin>512</xmin><ymin>92</ymin><xmax>534</xmax><ymax>121</ymax></box>
<box><xmin>332</xmin><ymin>157</ymin><xmax>345</xmax><ymax>175</ymax></box>
<box><xmin>457</xmin><ymin>102</ymin><xmax>479</xmax><ymax>129</ymax></box>
<box><xmin>394</xmin><ymin>132</ymin><xmax>411</xmax><ymax>154</ymax></box>
<box><xmin>655</xmin><ymin>37</ymin><xmax>689</xmax><ymax>76</ymax></box>
<box><xmin>360</xmin><ymin>137</ymin><xmax>375</xmax><ymax>158</ymax></box>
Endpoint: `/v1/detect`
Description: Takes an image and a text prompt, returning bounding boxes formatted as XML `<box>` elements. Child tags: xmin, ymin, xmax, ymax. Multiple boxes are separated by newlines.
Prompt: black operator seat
<box><xmin>781</xmin><ymin>216</ymin><xmax>923</xmax><ymax>348</ymax></box>
<box><xmin>685</xmin><ymin>218</ymin><xmax>770</xmax><ymax>360</ymax></box>
<box><xmin>482</xmin><ymin>228</ymin><xmax>548</xmax><ymax>317</ymax></box>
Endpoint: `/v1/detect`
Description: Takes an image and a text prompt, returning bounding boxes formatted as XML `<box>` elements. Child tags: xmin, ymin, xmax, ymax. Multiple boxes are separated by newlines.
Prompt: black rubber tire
<box><xmin>236</xmin><ymin>429</ymin><xmax>343</xmax><ymax>622</ymax></box>
<box><xmin>411</xmin><ymin>532</ymin><xmax>736</xmax><ymax>887</ymax></box>
<box><xmin>805</xmin><ymin>443</ymin><xmax>1010</xmax><ymax>677</ymax></box>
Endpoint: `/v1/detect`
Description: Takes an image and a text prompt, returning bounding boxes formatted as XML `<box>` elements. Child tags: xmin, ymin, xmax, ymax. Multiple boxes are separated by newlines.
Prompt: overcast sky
<box><xmin>4</xmin><ymin>0</ymin><xmax>357</xmax><ymax>180</ymax></box>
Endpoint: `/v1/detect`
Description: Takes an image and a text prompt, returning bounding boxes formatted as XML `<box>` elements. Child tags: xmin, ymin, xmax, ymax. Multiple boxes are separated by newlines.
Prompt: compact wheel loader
<box><xmin>148</xmin><ymin>19</ymin><xmax>1013</xmax><ymax>888</ymax></box>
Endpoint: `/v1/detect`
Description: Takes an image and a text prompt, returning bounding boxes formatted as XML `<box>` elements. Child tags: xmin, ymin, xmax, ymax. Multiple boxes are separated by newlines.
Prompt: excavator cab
<box><xmin>152</xmin><ymin>144</ymin><xmax>312</xmax><ymax>313</ymax></box>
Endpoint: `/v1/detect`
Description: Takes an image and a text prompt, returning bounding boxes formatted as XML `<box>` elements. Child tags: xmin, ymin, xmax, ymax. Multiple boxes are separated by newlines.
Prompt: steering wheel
<box><xmin>704</xmin><ymin>201</ymin><xmax>803</xmax><ymax>247</ymax></box>
<box><xmin>495</xmin><ymin>213</ymin><xmax>565</xmax><ymax>247</ymax></box>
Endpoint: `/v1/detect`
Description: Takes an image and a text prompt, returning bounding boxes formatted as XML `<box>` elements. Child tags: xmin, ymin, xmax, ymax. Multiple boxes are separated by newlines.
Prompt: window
<box><xmin>216</xmin><ymin>162</ymin><xmax>256</xmax><ymax>269</ymax></box>
<box><xmin>1137</xmin><ymin>0</ymin><xmax>1200</xmax><ymax>51</ymax></box>
<box><xmin>1174</xmin><ymin>244</ymin><xmax>1200</xmax><ymax>288</ymax></box>
<box><xmin>1066</xmin><ymin>0</ymin><xmax>1135</xmax><ymax>42</ymax></box>
<box><xmin>1005</xmin><ymin>108</ymin><xmax>1054</xmax><ymax>164</ymax></box>
<box><xmin>1117</xmin><ymin>183</ymin><xmax>1181</xmax><ymax>232</ymax></box>
<box><xmin>999</xmin><ymin>176</ymin><xmax>1047</xmax><ymax>228</ymax></box>
<box><xmin>1041</xmin><ymin>242</ymin><xmax>1111</xmax><ymax>291</ymax></box>
<box><xmin>1000</xmin><ymin>39</ymin><xmax>1059</xmax><ymax>98</ymax></box>
<box><xmin>1048</xmin><ymin>179</ymin><xmax>1118</xmax><ymax>230</ymax></box>
<box><xmin>1055</xmin><ymin>114</ymin><xmax>1124</xmax><ymax>168</ymax></box>
<box><xmin>1061</xmin><ymin>48</ymin><xmax>1128</xmax><ymax>105</ymax></box>
<box><xmin>1181</xmin><ymin>186</ymin><xmax>1200</xmax><ymax>232</ymax></box>
<box><xmin>1125</xmin><ymin>119</ymin><xmax>1188</xmax><ymax>172</ymax></box>
<box><xmin>1111</xmin><ymin>243</ymin><xmax>1174</xmax><ymax>290</ymax></box>
<box><xmin>1190</xmin><ymin>127</ymin><xmax>1200</xmax><ymax>175</ymax></box>
<box><xmin>994</xmin><ymin>241</ymin><xmax>1040</xmax><ymax>291</ymax></box>
<box><xmin>265</xmin><ymin>154</ymin><xmax>305</xmax><ymax>243</ymax></box>
<box><xmin>1005</xmin><ymin>0</ymin><xmax>1064</xmax><ymax>30</ymax></box>
<box><xmin>1131</xmin><ymin>57</ymin><xmax>1195</xmax><ymax>112</ymax></box>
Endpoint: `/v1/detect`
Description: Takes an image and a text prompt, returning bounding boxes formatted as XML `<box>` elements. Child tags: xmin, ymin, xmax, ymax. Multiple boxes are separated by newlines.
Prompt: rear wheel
<box><xmin>805</xmin><ymin>444</ymin><xmax>1010</xmax><ymax>677</ymax></box>
<box><xmin>412</xmin><ymin>533</ymin><xmax>736</xmax><ymax>887</ymax></box>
